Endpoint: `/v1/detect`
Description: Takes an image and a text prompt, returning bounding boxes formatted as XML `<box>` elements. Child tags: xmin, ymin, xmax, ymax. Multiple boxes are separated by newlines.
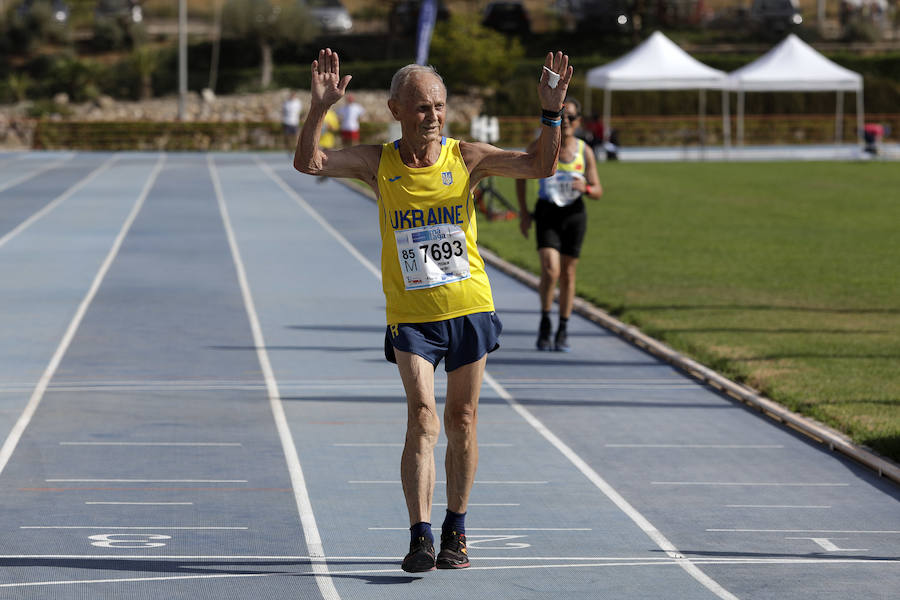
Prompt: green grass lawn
<box><xmin>477</xmin><ymin>161</ymin><xmax>900</xmax><ymax>463</ymax></box>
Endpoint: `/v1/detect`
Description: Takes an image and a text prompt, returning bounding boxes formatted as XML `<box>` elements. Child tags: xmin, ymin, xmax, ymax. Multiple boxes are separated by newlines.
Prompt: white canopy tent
<box><xmin>727</xmin><ymin>34</ymin><xmax>864</xmax><ymax>146</ymax></box>
<box><xmin>585</xmin><ymin>31</ymin><xmax>730</xmax><ymax>148</ymax></box>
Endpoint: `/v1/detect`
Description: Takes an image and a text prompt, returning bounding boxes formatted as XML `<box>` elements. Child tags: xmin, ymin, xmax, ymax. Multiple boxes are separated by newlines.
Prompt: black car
<box><xmin>482</xmin><ymin>1</ymin><xmax>530</xmax><ymax>35</ymax></box>
<box><xmin>389</xmin><ymin>0</ymin><xmax>451</xmax><ymax>35</ymax></box>
<box><xmin>95</xmin><ymin>0</ymin><xmax>143</xmax><ymax>23</ymax></box>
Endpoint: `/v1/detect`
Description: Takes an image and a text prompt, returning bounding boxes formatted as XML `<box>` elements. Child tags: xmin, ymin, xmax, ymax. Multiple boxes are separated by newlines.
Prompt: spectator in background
<box><xmin>337</xmin><ymin>93</ymin><xmax>366</xmax><ymax>146</ymax></box>
<box><xmin>282</xmin><ymin>91</ymin><xmax>303</xmax><ymax>155</ymax></box>
<box><xmin>516</xmin><ymin>97</ymin><xmax>603</xmax><ymax>352</ymax></box>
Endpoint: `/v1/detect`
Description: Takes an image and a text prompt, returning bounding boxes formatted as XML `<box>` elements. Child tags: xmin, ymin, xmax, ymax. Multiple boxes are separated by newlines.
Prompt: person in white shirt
<box><xmin>282</xmin><ymin>91</ymin><xmax>303</xmax><ymax>153</ymax></box>
<box><xmin>336</xmin><ymin>93</ymin><xmax>366</xmax><ymax>146</ymax></box>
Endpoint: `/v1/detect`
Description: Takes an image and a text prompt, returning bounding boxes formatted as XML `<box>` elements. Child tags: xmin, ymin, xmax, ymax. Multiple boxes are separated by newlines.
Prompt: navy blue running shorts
<box><xmin>384</xmin><ymin>311</ymin><xmax>503</xmax><ymax>372</ymax></box>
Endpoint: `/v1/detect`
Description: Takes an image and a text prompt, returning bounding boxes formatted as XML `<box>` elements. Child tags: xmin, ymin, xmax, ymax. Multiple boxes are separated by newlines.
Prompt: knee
<box><xmin>444</xmin><ymin>405</ymin><xmax>477</xmax><ymax>440</ymax></box>
<box><xmin>541</xmin><ymin>261</ymin><xmax>560</xmax><ymax>281</ymax></box>
<box><xmin>408</xmin><ymin>403</ymin><xmax>440</xmax><ymax>444</ymax></box>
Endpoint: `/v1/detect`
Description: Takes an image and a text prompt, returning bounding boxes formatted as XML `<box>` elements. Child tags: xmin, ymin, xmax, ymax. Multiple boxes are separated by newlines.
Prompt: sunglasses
<box><xmin>564</xmin><ymin>114</ymin><xmax>580</xmax><ymax>122</ymax></box>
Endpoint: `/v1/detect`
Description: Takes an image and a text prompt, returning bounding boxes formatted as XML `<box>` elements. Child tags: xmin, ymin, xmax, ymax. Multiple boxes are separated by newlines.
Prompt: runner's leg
<box><xmin>396</xmin><ymin>350</ymin><xmax>440</xmax><ymax>525</ymax></box>
<box><xmin>444</xmin><ymin>355</ymin><xmax>486</xmax><ymax>513</ymax></box>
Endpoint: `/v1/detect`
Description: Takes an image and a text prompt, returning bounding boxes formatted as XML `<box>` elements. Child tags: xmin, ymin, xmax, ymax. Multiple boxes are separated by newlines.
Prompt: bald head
<box><xmin>390</xmin><ymin>64</ymin><xmax>445</xmax><ymax>102</ymax></box>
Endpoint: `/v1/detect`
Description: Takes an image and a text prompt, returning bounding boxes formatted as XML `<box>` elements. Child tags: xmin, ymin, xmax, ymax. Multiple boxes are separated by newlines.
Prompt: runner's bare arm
<box><xmin>293</xmin><ymin>48</ymin><xmax>380</xmax><ymax>183</ymax></box>
<box><xmin>463</xmin><ymin>52</ymin><xmax>573</xmax><ymax>187</ymax></box>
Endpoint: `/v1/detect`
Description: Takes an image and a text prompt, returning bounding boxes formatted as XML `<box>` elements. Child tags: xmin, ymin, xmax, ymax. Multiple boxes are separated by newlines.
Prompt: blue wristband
<box><xmin>541</xmin><ymin>116</ymin><xmax>561</xmax><ymax>127</ymax></box>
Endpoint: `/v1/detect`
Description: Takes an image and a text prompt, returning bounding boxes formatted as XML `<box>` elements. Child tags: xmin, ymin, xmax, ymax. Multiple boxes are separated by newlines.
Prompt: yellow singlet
<box><xmin>376</xmin><ymin>137</ymin><xmax>494</xmax><ymax>324</ymax></box>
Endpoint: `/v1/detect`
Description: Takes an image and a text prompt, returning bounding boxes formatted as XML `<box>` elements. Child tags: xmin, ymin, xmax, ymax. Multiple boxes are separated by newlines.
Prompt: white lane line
<box><xmin>0</xmin><ymin>154</ymin><xmax>165</xmax><ymax>478</ymax></box>
<box><xmin>369</xmin><ymin>527</ymin><xmax>591</xmax><ymax>531</ymax></box>
<box><xmin>0</xmin><ymin>153</ymin><xmax>75</xmax><ymax>194</ymax></box>
<box><xmin>4</xmin><ymin>556</ymin><xmax>894</xmax><ymax>589</ymax></box>
<box><xmin>257</xmin><ymin>158</ymin><xmax>381</xmax><ymax>281</ymax></box>
<box><xmin>607</xmin><ymin>444</ymin><xmax>784</xmax><ymax>449</ymax></box>
<box><xmin>484</xmin><ymin>372</ymin><xmax>740</xmax><ymax>600</ymax></box>
<box><xmin>433</xmin><ymin>503</ymin><xmax>519</xmax><ymax>507</ymax></box>
<box><xmin>333</xmin><ymin>442</ymin><xmax>513</xmax><ymax>447</ymax></box>
<box><xmin>349</xmin><ymin>480</ymin><xmax>547</xmax><ymax>485</ymax></box>
<box><xmin>212</xmin><ymin>155</ymin><xmax>339</xmax><ymax>600</ymax></box>
<box><xmin>652</xmin><ymin>482</ymin><xmax>849</xmax><ymax>487</ymax></box>
<box><xmin>85</xmin><ymin>502</ymin><xmax>194</xmax><ymax>506</ymax></box>
<box><xmin>46</xmin><ymin>479</ymin><xmax>247</xmax><ymax>483</ymax></box>
<box><xmin>60</xmin><ymin>442</ymin><xmax>242</xmax><ymax>447</ymax></box>
<box><xmin>0</xmin><ymin>573</ymin><xmax>273</xmax><ymax>589</ymax></box>
<box><xmin>21</xmin><ymin>526</ymin><xmax>247</xmax><ymax>530</ymax></box>
<box><xmin>726</xmin><ymin>505</ymin><xmax>831</xmax><ymax>509</ymax></box>
<box><xmin>0</xmin><ymin>554</ymin><xmax>895</xmax><ymax>563</ymax></box>
<box><xmin>0</xmin><ymin>153</ymin><xmax>120</xmax><ymax>251</ymax></box>
<box><xmin>266</xmin><ymin>165</ymin><xmax>738</xmax><ymax>600</ymax></box>
<box><xmin>708</xmin><ymin>529</ymin><xmax>900</xmax><ymax>534</ymax></box>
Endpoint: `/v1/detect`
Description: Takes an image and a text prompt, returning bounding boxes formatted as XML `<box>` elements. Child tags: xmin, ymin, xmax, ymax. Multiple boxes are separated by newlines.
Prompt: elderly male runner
<box><xmin>294</xmin><ymin>48</ymin><xmax>572</xmax><ymax>573</ymax></box>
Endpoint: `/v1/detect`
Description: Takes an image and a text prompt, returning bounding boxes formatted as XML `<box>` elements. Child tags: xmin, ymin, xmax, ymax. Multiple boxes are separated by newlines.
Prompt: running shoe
<box><xmin>536</xmin><ymin>317</ymin><xmax>553</xmax><ymax>351</ymax></box>
<box><xmin>554</xmin><ymin>329</ymin><xmax>571</xmax><ymax>352</ymax></box>
<box><xmin>436</xmin><ymin>530</ymin><xmax>470</xmax><ymax>569</ymax></box>
<box><xmin>401</xmin><ymin>536</ymin><xmax>436</xmax><ymax>573</ymax></box>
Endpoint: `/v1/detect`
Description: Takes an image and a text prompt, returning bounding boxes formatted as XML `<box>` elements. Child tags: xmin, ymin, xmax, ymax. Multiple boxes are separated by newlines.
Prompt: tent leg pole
<box><xmin>698</xmin><ymin>88</ymin><xmax>706</xmax><ymax>160</ymax></box>
<box><xmin>603</xmin><ymin>88</ymin><xmax>612</xmax><ymax>146</ymax></box>
<box><xmin>737</xmin><ymin>90</ymin><xmax>744</xmax><ymax>148</ymax></box>
<box><xmin>856</xmin><ymin>89</ymin><xmax>865</xmax><ymax>152</ymax></box>
<box><xmin>835</xmin><ymin>90</ymin><xmax>844</xmax><ymax>147</ymax></box>
<box><xmin>722</xmin><ymin>89</ymin><xmax>731</xmax><ymax>160</ymax></box>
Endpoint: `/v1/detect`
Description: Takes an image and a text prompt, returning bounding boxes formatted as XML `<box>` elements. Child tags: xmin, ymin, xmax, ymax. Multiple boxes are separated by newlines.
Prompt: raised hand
<box><xmin>538</xmin><ymin>51</ymin><xmax>573</xmax><ymax>112</ymax></box>
<box><xmin>310</xmin><ymin>48</ymin><xmax>352</xmax><ymax>109</ymax></box>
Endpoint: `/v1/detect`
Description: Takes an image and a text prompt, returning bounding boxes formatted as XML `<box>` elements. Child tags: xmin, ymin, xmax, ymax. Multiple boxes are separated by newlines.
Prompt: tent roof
<box><xmin>728</xmin><ymin>34</ymin><xmax>862</xmax><ymax>92</ymax></box>
<box><xmin>586</xmin><ymin>31</ymin><xmax>727</xmax><ymax>91</ymax></box>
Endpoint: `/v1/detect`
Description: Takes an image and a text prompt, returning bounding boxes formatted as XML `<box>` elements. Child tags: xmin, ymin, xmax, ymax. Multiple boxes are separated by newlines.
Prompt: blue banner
<box><xmin>415</xmin><ymin>0</ymin><xmax>438</xmax><ymax>65</ymax></box>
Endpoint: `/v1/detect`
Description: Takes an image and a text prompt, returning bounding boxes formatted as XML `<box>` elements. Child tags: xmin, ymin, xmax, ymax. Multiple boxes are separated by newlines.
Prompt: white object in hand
<box><xmin>543</xmin><ymin>66</ymin><xmax>560</xmax><ymax>89</ymax></box>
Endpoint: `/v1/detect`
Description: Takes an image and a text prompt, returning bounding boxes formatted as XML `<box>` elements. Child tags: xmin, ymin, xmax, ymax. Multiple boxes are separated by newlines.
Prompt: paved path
<box><xmin>0</xmin><ymin>152</ymin><xmax>897</xmax><ymax>599</ymax></box>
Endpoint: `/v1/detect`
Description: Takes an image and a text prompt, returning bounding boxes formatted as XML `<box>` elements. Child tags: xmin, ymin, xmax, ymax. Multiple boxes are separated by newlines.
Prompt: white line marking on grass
<box><xmin>0</xmin><ymin>153</ymin><xmax>120</xmax><ymax>250</ymax></box>
<box><xmin>61</xmin><ymin>442</ymin><xmax>242</xmax><ymax>447</ymax></box>
<box><xmin>484</xmin><ymin>372</ymin><xmax>741</xmax><ymax>600</ymax></box>
<box><xmin>0</xmin><ymin>154</ymin><xmax>164</xmax><ymax>478</ymax></box>
<box><xmin>85</xmin><ymin>502</ymin><xmax>194</xmax><ymax>506</ymax></box>
<box><xmin>269</xmin><ymin>166</ymin><xmax>740</xmax><ymax>600</ymax></box>
<box><xmin>0</xmin><ymin>153</ymin><xmax>75</xmax><ymax>194</ymax></box>
<box><xmin>211</xmin><ymin>155</ymin><xmax>340</xmax><ymax>600</ymax></box>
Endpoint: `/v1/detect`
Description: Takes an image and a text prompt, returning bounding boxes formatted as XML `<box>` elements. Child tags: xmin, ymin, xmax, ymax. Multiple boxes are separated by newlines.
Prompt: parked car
<box><xmin>306</xmin><ymin>0</ymin><xmax>353</xmax><ymax>34</ymax></box>
<box><xmin>17</xmin><ymin>0</ymin><xmax>70</xmax><ymax>24</ymax></box>
<box><xmin>389</xmin><ymin>0</ymin><xmax>451</xmax><ymax>35</ymax></box>
<box><xmin>482</xmin><ymin>1</ymin><xmax>530</xmax><ymax>35</ymax></box>
<box><xmin>95</xmin><ymin>0</ymin><xmax>143</xmax><ymax>24</ymax></box>
<box><xmin>750</xmin><ymin>0</ymin><xmax>802</xmax><ymax>32</ymax></box>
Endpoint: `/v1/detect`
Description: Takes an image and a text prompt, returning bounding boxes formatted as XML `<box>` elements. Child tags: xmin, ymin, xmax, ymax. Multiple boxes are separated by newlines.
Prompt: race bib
<box><xmin>395</xmin><ymin>224</ymin><xmax>470</xmax><ymax>290</ymax></box>
<box><xmin>543</xmin><ymin>171</ymin><xmax>584</xmax><ymax>207</ymax></box>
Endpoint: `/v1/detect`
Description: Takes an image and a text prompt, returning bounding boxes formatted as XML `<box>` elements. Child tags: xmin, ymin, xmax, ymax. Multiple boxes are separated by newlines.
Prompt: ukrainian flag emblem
<box><xmin>441</xmin><ymin>171</ymin><xmax>453</xmax><ymax>186</ymax></box>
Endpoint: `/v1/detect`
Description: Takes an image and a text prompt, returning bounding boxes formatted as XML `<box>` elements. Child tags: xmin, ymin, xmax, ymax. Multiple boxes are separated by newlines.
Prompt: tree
<box><xmin>222</xmin><ymin>0</ymin><xmax>316</xmax><ymax>89</ymax></box>
<box><xmin>428</xmin><ymin>15</ymin><xmax>524</xmax><ymax>95</ymax></box>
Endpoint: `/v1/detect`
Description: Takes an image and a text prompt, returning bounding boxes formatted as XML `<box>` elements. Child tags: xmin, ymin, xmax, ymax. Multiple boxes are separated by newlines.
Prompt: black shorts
<box><xmin>384</xmin><ymin>311</ymin><xmax>502</xmax><ymax>372</ymax></box>
<box><xmin>534</xmin><ymin>198</ymin><xmax>587</xmax><ymax>258</ymax></box>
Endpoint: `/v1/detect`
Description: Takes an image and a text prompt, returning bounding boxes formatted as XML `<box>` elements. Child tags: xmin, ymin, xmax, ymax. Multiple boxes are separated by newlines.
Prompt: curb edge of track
<box><xmin>335</xmin><ymin>178</ymin><xmax>900</xmax><ymax>487</ymax></box>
